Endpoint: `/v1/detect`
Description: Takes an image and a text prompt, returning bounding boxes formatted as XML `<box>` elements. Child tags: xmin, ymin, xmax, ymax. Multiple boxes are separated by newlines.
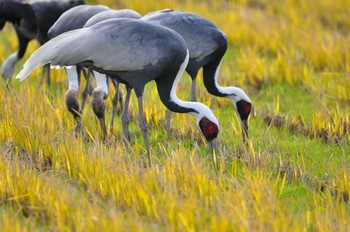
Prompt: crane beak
<box><xmin>208</xmin><ymin>138</ymin><xmax>217</xmax><ymax>168</ymax></box>
<box><xmin>241</xmin><ymin>119</ymin><xmax>249</xmax><ymax>143</ymax></box>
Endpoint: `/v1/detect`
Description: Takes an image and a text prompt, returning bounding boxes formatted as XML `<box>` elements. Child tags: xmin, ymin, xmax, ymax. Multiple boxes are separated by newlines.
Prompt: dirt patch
<box><xmin>262</xmin><ymin>111</ymin><xmax>349</xmax><ymax>145</ymax></box>
<box><xmin>263</xmin><ymin>113</ymin><xmax>286</xmax><ymax>129</ymax></box>
<box><xmin>1</xmin><ymin>139</ymin><xmax>52</xmax><ymax>172</ymax></box>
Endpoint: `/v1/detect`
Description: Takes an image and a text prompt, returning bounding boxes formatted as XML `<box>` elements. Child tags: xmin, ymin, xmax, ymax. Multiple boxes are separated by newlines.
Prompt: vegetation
<box><xmin>0</xmin><ymin>0</ymin><xmax>349</xmax><ymax>231</ymax></box>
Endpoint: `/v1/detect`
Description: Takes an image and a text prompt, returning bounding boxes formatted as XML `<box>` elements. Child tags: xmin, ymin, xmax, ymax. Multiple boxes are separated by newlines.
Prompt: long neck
<box><xmin>203</xmin><ymin>58</ymin><xmax>233</xmax><ymax>97</ymax></box>
<box><xmin>156</xmin><ymin>50</ymin><xmax>199</xmax><ymax>114</ymax></box>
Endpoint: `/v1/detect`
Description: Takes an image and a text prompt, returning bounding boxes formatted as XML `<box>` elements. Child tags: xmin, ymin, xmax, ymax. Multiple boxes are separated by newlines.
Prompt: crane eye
<box><xmin>199</xmin><ymin>117</ymin><xmax>219</xmax><ymax>141</ymax></box>
<box><xmin>236</xmin><ymin>100</ymin><xmax>251</xmax><ymax>120</ymax></box>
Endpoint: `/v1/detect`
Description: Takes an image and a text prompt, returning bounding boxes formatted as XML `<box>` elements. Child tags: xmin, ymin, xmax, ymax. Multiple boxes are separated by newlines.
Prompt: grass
<box><xmin>0</xmin><ymin>0</ymin><xmax>349</xmax><ymax>231</ymax></box>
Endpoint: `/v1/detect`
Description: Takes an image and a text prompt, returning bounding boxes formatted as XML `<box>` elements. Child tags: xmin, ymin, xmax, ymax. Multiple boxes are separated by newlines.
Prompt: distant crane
<box><xmin>0</xmin><ymin>0</ymin><xmax>36</xmax><ymax>32</ymax></box>
<box><xmin>16</xmin><ymin>19</ymin><xmax>220</xmax><ymax>165</ymax></box>
<box><xmin>1</xmin><ymin>0</ymin><xmax>84</xmax><ymax>85</ymax></box>
<box><xmin>142</xmin><ymin>9</ymin><xmax>252</xmax><ymax>142</ymax></box>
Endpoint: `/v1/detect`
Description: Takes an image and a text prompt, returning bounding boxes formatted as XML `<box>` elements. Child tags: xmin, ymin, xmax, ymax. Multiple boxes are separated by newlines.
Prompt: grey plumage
<box><xmin>142</xmin><ymin>9</ymin><xmax>227</xmax><ymax>70</ymax></box>
<box><xmin>84</xmin><ymin>9</ymin><xmax>141</xmax><ymax>28</ymax></box>
<box><xmin>19</xmin><ymin>19</ymin><xmax>187</xmax><ymax>92</ymax></box>
<box><xmin>48</xmin><ymin>4</ymin><xmax>110</xmax><ymax>38</ymax></box>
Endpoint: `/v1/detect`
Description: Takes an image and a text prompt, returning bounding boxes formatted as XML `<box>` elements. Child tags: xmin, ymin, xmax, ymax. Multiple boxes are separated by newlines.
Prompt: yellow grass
<box><xmin>0</xmin><ymin>0</ymin><xmax>349</xmax><ymax>231</ymax></box>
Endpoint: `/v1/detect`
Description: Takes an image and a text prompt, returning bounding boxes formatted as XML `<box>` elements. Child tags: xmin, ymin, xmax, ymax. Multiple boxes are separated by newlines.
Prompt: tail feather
<box><xmin>16</xmin><ymin>46</ymin><xmax>53</xmax><ymax>81</ymax></box>
<box><xmin>16</xmin><ymin>29</ymin><xmax>89</xmax><ymax>81</ymax></box>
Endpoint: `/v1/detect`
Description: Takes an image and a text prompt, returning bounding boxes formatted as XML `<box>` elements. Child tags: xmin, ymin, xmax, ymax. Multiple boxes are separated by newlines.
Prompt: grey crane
<box><xmin>16</xmin><ymin>19</ymin><xmax>220</xmax><ymax>165</ymax></box>
<box><xmin>48</xmin><ymin>4</ymin><xmax>110</xmax><ymax>132</ymax></box>
<box><xmin>142</xmin><ymin>9</ymin><xmax>252</xmax><ymax>142</ymax></box>
<box><xmin>1</xmin><ymin>0</ymin><xmax>84</xmax><ymax>85</ymax></box>
<box><xmin>83</xmin><ymin>9</ymin><xmax>142</xmax><ymax>139</ymax></box>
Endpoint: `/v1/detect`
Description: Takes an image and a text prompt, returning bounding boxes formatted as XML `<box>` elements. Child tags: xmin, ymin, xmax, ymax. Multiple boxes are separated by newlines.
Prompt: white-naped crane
<box><xmin>83</xmin><ymin>9</ymin><xmax>142</xmax><ymax>139</ymax></box>
<box><xmin>48</xmin><ymin>6</ymin><xmax>141</xmax><ymax>138</ymax></box>
<box><xmin>16</xmin><ymin>18</ymin><xmax>220</xmax><ymax>165</ymax></box>
<box><xmin>142</xmin><ymin>9</ymin><xmax>252</xmax><ymax>142</ymax></box>
<box><xmin>1</xmin><ymin>0</ymin><xmax>84</xmax><ymax>85</ymax></box>
<box><xmin>47</xmin><ymin>4</ymin><xmax>110</xmax><ymax>132</ymax></box>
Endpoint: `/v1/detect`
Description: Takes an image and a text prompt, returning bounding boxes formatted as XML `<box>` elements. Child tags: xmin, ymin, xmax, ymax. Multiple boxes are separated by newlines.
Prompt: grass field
<box><xmin>0</xmin><ymin>0</ymin><xmax>349</xmax><ymax>231</ymax></box>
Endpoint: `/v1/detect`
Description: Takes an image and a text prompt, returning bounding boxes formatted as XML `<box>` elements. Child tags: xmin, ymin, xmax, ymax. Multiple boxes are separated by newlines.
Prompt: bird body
<box><xmin>17</xmin><ymin>18</ymin><xmax>219</xmax><ymax>161</ymax></box>
<box><xmin>18</xmin><ymin>19</ymin><xmax>187</xmax><ymax>93</ymax></box>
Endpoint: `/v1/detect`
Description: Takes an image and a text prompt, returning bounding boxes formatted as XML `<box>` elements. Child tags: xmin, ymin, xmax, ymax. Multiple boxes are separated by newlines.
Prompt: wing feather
<box><xmin>17</xmin><ymin>19</ymin><xmax>169</xmax><ymax>81</ymax></box>
<box><xmin>142</xmin><ymin>10</ymin><xmax>227</xmax><ymax>61</ymax></box>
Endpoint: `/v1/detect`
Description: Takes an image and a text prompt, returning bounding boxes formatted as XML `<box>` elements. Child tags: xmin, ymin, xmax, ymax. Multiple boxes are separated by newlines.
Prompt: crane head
<box><xmin>190</xmin><ymin>102</ymin><xmax>219</xmax><ymax>163</ymax></box>
<box><xmin>199</xmin><ymin>116</ymin><xmax>219</xmax><ymax>142</ymax></box>
<box><xmin>236</xmin><ymin>99</ymin><xmax>251</xmax><ymax>141</ymax></box>
<box><xmin>226</xmin><ymin>87</ymin><xmax>252</xmax><ymax>142</ymax></box>
<box><xmin>198</xmin><ymin>116</ymin><xmax>219</xmax><ymax>167</ymax></box>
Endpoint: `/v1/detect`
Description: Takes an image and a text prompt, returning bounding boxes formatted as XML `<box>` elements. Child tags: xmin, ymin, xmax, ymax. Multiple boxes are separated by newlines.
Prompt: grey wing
<box><xmin>110</xmin><ymin>9</ymin><xmax>142</xmax><ymax>19</ymax></box>
<box><xmin>51</xmin><ymin>25</ymin><xmax>161</xmax><ymax>71</ymax></box>
<box><xmin>48</xmin><ymin>5</ymin><xmax>110</xmax><ymax>38</ymax></box>
<box><xmin>143</xmin><ymin>10</ymin><xmax>227</xmax><ymax>61</ymax></box>
<box><xmin>17</xmin><ymin>25</ymin><xmax>158</xmax><ymax>81</ymax></box>
<box><xmin>84</xmin><ymin>9</ymin><xmax>141</xmax><ymax>28</ymax></box>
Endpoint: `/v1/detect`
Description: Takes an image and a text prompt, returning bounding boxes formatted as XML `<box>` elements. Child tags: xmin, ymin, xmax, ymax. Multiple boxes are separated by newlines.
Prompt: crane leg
<box><xmin>40</xmin><ymin>66</ymin><xmax>46</xmax><ymax>86</ymax></box>
<box><xmin>81</xmin><ymin>68</ymin><xmax>93</xmax><ymax>111</ymax></box>
<box><xmin>121</xmin><ymin>87</ymin><xmax>132</xmax><ymax>150</ymax></box>
<box><xmin>36</xmin><ymin>36</ymin><xmax>51</xmax><ymax>87</ymax></box>
<box><xmin>46</xmin><ymin>64</ymin><xmax>51</xmax><ymax>87</ymax></box>
<box><xmin>118</xmin><ymin>85</ymin><xmax>124</xmax><ymax>113</ymax></box>
<box><xmin>165</xmin><ymin>109</ymin><xmax>172</xmax><ymax>148</ymax></box>
<box><xmin>191</xmin><ymin>78</ymin><xmax>197</xmax><ymax>102</ymax></box>
<box><xmin>110</xmin><ymin>80</ymin><xmax>123</xmax><ymax>133</ymax></box>
<box><xmin>39</xmin><ymin>63</ymin><xmax>50</xmax><ymax>87</ymax></box>
<box><xmin>66</xmin><ymin>89</ymin><xmax>82</xmax><ymax>133</ymax></box>
<box><xmin>137</xmin><ymin>96</ymin><xmax>151</xmax><ymax>166</ymax></box>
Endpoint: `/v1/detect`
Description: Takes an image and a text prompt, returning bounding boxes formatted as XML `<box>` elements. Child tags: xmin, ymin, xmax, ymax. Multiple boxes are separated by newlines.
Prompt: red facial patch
<box><xmin>236</xmin><ymin>100</ymin><xmax>252</xmax><ymax>120</ymax></box>
<box><xmin>199</xmin><ymin>117</ymin><xmax>219</xmax><ymax>141</ymax></box>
